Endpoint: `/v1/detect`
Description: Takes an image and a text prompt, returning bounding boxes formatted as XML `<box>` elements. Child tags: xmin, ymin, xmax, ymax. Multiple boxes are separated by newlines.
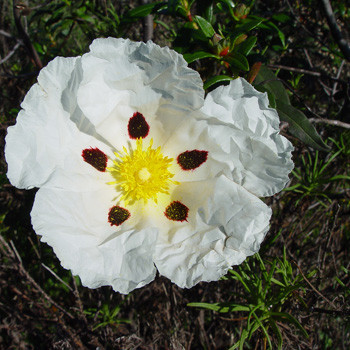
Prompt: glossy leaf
<box><xmin>203</xmin><ymin>75</ymin><xmax>234</xmax><ymax>90</ymax></box>
<box><xmin>225</xmin><ymin>52</ymin><xmax>249</xmax><ymax>71</ymax></box>
<box><xmin>205</xmin><ymin>3</ymin><xmax>214</xmax><ymax>23</ymax></box>
<box><xmin>232</xmin><ymin>18</ymin><xmax>264</xmax><ymax>37</ymax></box>
<box><xmin>255</xmin><ymin>66</ymin><xmax>328</xmax><ymax>150</ymax></box>
<box><xmin>127</xmin><ymin>1</ymin><xmax>165</xmax><ymax>18</ymax></box>
<box><xmin>183</xmin><ymin>51</ymin><xmax>218</xmax><ymax>63</ymax></box>
<box><xmin>277</xmin><ymin>101</ymin><xmax>329</xmax><ymax>151</ymax></box>
<box><xmin>266</xmin><ymin>21</ymin><xmax>286</xmax><ymax>47</ymax></box>
<box><xmin>236</xmin><ymin>36</ymin><xmax>257</xmax><ymax>55</ymax></box>
<box><xmin>194</xmin><ymin>15</ymin><xmax>216</xmax><ymax>38</ymax></box>
<box><xmin>254</xmin><ymin>65</ymin><xmax>290</xmax><ymax>104</ymax></box>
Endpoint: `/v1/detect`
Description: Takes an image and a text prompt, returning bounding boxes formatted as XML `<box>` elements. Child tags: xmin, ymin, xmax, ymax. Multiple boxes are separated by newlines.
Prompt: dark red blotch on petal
<box><xmin>82</xmin><ymin>148</ymin><xmax>108</xmax><ymax>172</ymax></box>
<box><xmin>177</xmin><ymin>150</ymin><xmax>208</xmax><ymax>170</ymax></box>
<box><xmin>128</xmin><ymin>112</ymin><xmax>150</xmax><ymax>139</ymax></box>
<box><xmin>108</xmin><ymin>206</ymin><xmax>130</xmax><ymax>226</ymax></box>
<box><xmin>164</xmin><ymin>201</ymin><xmax>189</xmax><ymax>222</ymax></box>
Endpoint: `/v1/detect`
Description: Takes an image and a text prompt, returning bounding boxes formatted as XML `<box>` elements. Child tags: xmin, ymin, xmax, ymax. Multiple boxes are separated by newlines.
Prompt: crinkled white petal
<box><xmin>5</xmin><ymin>57</ymin><xmax>80</xmax><ymax>189</ymax></box>
<box><xmin>153</xmin><ymin>175</ymin><xmax>271</xmax><ymax>288</ymax></box>
<box><xmin>5</xmin><ymin>56</ymin><xmax>118</xmax><ymax>192</ymax></box>
<box><xmin>76</xmin><ymin>38</ymin><xmax>204</xmax><ymax>149</ymax></box>
<box><xmin>163</xmin><ymin>116</ymin><xmax>231</xmax><ymax>183</ymax></box>
<box><xmin>31</xmin><ymin>187</ymin><xmax>158</xmax><ymax>294</ymax></box>
<box><xmin>200</xmin><ymin>78</ymin><xmax>294</xmax><ymax>197</ymax></box>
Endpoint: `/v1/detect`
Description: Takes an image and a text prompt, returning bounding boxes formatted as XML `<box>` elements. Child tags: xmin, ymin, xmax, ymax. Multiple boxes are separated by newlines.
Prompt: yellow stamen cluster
<box><xmin>108</xmin><ymin>138</ymin><xmax>178</xmax><ymax>205</ymax></box>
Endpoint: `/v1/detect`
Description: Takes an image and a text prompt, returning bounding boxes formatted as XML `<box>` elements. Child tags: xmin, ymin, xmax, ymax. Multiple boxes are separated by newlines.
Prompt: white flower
<box><xmin>5</xmin><ymin>38</ymin><xmax>293</xmax><ymax>294</ymax></box>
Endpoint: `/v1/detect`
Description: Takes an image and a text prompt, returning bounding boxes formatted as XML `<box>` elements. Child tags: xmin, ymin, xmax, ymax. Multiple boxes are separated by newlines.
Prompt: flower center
<box><xmin>137</xmin><ymin>167</ymin><xmax>151</xmax><ymax>182</ymax></box>
<box><xmin>108</xmin><ymin>138</ymin><xmax>178</xmax><ymax>205</ymax></box>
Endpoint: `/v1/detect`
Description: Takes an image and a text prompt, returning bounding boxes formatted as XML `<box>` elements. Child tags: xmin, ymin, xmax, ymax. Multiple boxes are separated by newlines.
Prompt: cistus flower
<box><xmin>5</xmin><ymin>38</ymin><xmax>293</xmax><ymax>294</ymax></box>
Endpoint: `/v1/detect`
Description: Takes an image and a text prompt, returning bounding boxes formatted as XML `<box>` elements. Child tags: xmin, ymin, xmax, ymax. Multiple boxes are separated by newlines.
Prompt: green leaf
<box><xmin>270</xmin><ymin>277</ymin><xmax>286</xmax><ymax>287</ymax></box>
<box><xmin>187</xmin><ymin>302</ymin><xmax>250</xmax><ymax>313</ymax></box>
<box><xmin>265</xmin><ymin>21</ymin><xmax>286</xmax><ymax>47</ymax></box>
<box><xmin>270</xmin><ymin>311</ymin><xmax>309</xmax><ymax>338</ymax></box>
<box><xmin>254</xmin><ymin>65</ymin><xmax>290</xmax><ymax>104</ymax></box>
<box><xmin>127</xmin><ymin>1</ymin><xmax>165</xmax><ymax>17</ymax></box>
<box><xmin>236</xmin><ymin>36</ymin><xmax>257</xmax><ymax>56</ymax></box>
<box><xmin>204</xmin><ymin>75</ymin><xmax>234</xmax><ymax>90</ymax></box>
<box><xmin>277</xmin><ymin>101</ymin><xmax>329</xmax><ymax>151</ymax></box>
<box><xmin>225</xmin><ymin>52</ymin><xmax>249</xmax><ymax>71</ymax></box>
<box><xmin>217</xmin><ymin>0</ymin><xmax>235</xmax><ymax>19</ymax></box>
<box><xmin>167</xmin><ymin>0</ymin><xmax>179</xmax><ymax>13</ymax></box>
<box><xmin>329</xmin><ymin>175</ymin><xmax>350</xmax><ymax>181</ymax></box>
<box><xmin>183</xmin><ymin>51</ymin><xmax>218</xmax><ymax>63</ymax></box>
<box><xmin>251</xmin><ymin>311</ymin><xmax>273</xmax><ymax>349</ymax></box>
<box><xmin>270</xmin><ymin>319</ymin><xmax>283</xmax><ymax>350</ymax></box>
<box><xmin>205</xmin><ymin>3</ymin><xmax>214</xmax><ymax>23</ymax></box>
<box><xmin>232</xmin><ymin>18</ymin><xmax>264</xmax><ymax>37</ymax></box>
<box><xmin>272</xmin><ymin>13</ymin><xmax>290</xmax><ymax>23</ymax></box>
<box><xmin>254</xmin><ymin>66</ymin><xmax>328</xmax><ymax>150</ymax></box>
<box><xmin>194</xmin><ymin>15</ymin><xmax>216</xmax><ymax>38</ymax></box>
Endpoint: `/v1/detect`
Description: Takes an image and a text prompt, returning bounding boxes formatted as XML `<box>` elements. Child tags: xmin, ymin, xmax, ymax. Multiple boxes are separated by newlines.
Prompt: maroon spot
<box><xmin>108</xmin><ymin>206</ymin><xmax>130</xmax><ymax>226</ymax></box>
<box><xmin>128</xmin><ymin>112</ymin><xmax>150</xmax><ymax>139</ymax></box>
<box><xmin>82</xmin><ymin>148</ymin><xmax>108</xmax><ymax>172</ymax></box>
<box><xmin>177</xmin><ymin>150</ymin><xmax>208</xmax><ymax>170</ymax></box>
<box><xmin>164</xmin><ymin>201</ymin><xmax>189</xmax><ymax>222</ymax></box>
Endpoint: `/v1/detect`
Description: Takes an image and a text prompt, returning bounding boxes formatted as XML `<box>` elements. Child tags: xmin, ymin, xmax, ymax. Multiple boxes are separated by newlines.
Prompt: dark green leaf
<box><xmin>205</xmin><ymin>3</ymin><xmax>214</xmax><ymax>23</ymax></box>
<box><xmin>259</xmin><ymin>21</ymin><xmax>286</xmax><ymax>47</ymax></box>
<box><xmin>272</xmin><ymin>13</ymin><xmax>291</xmax><ymax>23</ymax></box>
<box><xmin>204</xmin><ymin>75</ymin><xmax>234</xmax><ymax>90</ymax></box>
<box><xmin>270</xmin><ymin>311</ymin><xmax>309</xmax><ymax>338</ymax></box>
<box><xmin>167</xmin><ymin>0</ymin><xmax>179</xmax><ymax>13</ymax></box>
<box><xmin>270</xmin><ymin>319</ymin><xmax>283</xmax><ymax>350</ymax></box>
<box><xmin>254</xmin><ymin>65</ymin><xmax>290</xmax><ymax>104</ymax></box>
<box><xmin>277</xmin><ymin>101</ymin><xmax>329</xmax><ymax>151</ymax></box>
<box><xmin>194</xmin><ymin>15</ymin><xmax>216</xmax><ymax>38</ymax></box>
<box><xmin>255</xmin><ymin>66</ymin><xmax>328</xmax><ymax>150</ymax></box>
<box><xmin>225</xmin><ymin>52</ymin><xmax>249</xmax><ymax>71</ymax></box>
<box><xmin>232</xmin><ymin>18</ymin><xmax>264</xmax><ymax>37</ymax></box>
<box><xmin>183</xmin><ymin>51</ymin><xmax>218</xmax><ymax>63</ymax></box>
<box><xmin>187</xmin><ymin>302</ymin><xmax>250</xmax><ymax>313</ymax></box>
<box><xmin>127</xmin><ymin>1</ymin><xmax>165</xmax><ymax>18</ymax></box>
<box><xmin>217</xmin><ymin>0</ymin><xmax>235</xmax><ymax>18</ymax></box>
<box><xmin>236</xmin><ymin>36</ymin><xmax>257</xmax><ymax>55</ymax></box>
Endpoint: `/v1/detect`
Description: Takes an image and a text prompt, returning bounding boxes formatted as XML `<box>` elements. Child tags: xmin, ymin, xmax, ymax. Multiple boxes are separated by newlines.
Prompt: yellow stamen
<box><xmin>108</xmin><ymin>138</ymin><xmax>179</xmax><ymax>205</ymax></box>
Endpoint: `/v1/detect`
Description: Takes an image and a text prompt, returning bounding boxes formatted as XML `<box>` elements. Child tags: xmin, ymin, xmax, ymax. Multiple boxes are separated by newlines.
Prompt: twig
<box><xmin>308</xmin><ymin>118</ymin><xmax>350</xmax><ymax>129</ymax></box>
<box><xmin>332</xmin><ymin>60</ymin><xmax>345</xmax><ymax>98</ymax></box>
<box><xmin>9</xmin><ymin>239</ymin><xmax>74</xmax><ymax>319</ymax></box>
<box><xmin>13</xmin><ymin>2</ymin><xmax>43</xmax><ymax>69</ymax></box>
<box><xmin>57</xmin><ymin>317</ymin><xmax>85</xmax><ymax>350</ymax></box>
<box><xmin>42</xmin><ymin>263</ymin><xmax>73</xmax><ymax>292</ymax></box>
<box><xmin>10</xmin><ymin>240</ymin><xmax>22</xmax><ymax>264</ymax></box>
<box><xmin>0</xmin><ymin>42</ymin><xmax>22</xmax><ymax>65</ymax></box>
<box><xmin>141</xmin><ymin>0</ymin><xmax>154</xmax><ymax>42</ymax></box>
<box><xmin>269</xmin><ymin>64</ymin><xmax>321</xmax><ymax>77</ymax></box>
<box><xmin>303</xmin><ymin>48</ymin><xmax>313</xmax><ymax>68</ymax></box>
<box><xmin>293</xmin><ymin>261</ymin><xmax>338</xmax><ymax>310</ymax></box>
<box><xmin>268</xmin><ymin>64</ymin><xmax>346</xmax><ymax>83</ymax></box>
<box><xmin>0</xmin><ymin>29</ymin><xmax>14</xmax><ymax>38</ymax></box>
<box><xmin>320</xmin><ymin>0</ymin><xmax>350</xmax><ymax>61</ymax></box>
<box><xmin>72</xmin><ymin>275</ymin><xmax>88</xmax><ymax>325</ymax></box>
<box><xmin>302</xmin><ymin>48</ymin><xmax>333</xmax><ymax>97</ymax></box>
<box><xmin>312</xmin><ymin>307</ymin><xmax>350</xmax><ymax>317</ymax></box>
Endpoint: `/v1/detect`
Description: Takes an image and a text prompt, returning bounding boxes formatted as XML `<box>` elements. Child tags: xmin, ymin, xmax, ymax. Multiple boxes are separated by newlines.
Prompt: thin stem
<box><xmin>320</xmin><ymin>0</ymin><xmax>350</xmax><ymax>61</ymax></box>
